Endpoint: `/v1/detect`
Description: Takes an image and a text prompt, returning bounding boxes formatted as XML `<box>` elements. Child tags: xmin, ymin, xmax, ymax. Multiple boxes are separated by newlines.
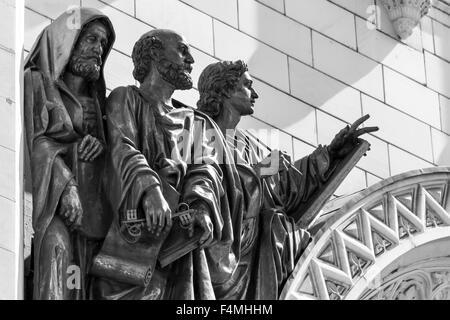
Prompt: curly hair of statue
<box><xmin>132</xmin><ymin>35</ymin><xmax>164</xmax><ymax>83</ymax></box>
<box><xmin>197</xmin><ymin>60</ymin><xmax>248</xmax><ymax>119</ymax></box>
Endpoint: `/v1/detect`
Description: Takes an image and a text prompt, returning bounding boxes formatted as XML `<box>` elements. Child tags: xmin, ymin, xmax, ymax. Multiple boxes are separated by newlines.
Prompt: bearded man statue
<box><xmin>92</xmin><ymin>29</ymin><xmax>245</xmax><ymax>300</ymax></box>
<box><xmin>24</xmin><ymin>8</ymin><xmax>116</xmax><ymax>299</ymax></box>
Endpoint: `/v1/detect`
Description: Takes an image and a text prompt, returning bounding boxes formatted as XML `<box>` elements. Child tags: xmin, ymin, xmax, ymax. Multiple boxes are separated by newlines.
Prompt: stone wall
<box><xmin>23</xmin><ymin>0</ymin><xmax>450</xmax><ymax>196</ymax></box>
<box><xmin>0</xmin><ymin>0</ymin><xmax>17</xmax><ymax>300</ymax></box>
<box><xmin>24</xmin><ymin>0</ymin><xmax>450</xmax><ymax>198</ymax></box>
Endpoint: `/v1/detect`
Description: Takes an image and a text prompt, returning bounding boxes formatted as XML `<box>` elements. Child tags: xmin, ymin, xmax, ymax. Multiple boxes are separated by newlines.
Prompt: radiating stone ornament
<box><xmin>280</xmin><ymin>167</ymin><xmax>450</xmax><ymax>300</ymax></box>
<box><xmin>380</xmin><ymin>0</ymin><xmax>432</xmax><ymax>39</ymax></box>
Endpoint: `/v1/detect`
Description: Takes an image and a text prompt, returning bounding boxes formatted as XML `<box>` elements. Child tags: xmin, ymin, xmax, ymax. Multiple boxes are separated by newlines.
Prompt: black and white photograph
<box><xmin>0</xmin><ymin>0</ymin><xmax>450</xmax><ymax>305</ymax></box>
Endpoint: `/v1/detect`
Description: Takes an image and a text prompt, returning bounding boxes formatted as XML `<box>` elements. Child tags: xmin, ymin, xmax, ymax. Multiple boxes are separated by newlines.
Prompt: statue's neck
<box><xmin>140</xmin><ymin>73</ymin><xmax>175</xmax><ymax>108</ymax></box>
<box><xmin>215</xmin><ymin>103</ymin><xmax>241</xmax><ymax>136</ymax></box>
<box><xmin>63</xmin><ymin>71</ymin><xmax>89</xmax><ymax>97</ymax></box>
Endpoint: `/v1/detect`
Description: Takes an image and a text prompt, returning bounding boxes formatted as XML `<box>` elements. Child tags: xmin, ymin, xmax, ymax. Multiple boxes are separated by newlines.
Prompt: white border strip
<box><xmin>15</xmin><ymin>0</ymin><xmax>24</xmax><ymax>300</ymax></box>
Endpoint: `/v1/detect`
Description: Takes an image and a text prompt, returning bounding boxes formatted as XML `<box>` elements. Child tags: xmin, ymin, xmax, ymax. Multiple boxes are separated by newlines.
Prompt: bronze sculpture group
<box><xmin>24</xmin><ymin>8</ymin><xmax>378</xmax><ymax>300</ymax></box>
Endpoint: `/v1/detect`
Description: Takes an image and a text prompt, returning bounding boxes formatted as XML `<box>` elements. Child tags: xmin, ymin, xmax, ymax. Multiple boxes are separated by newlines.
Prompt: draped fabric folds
<box><xmin>94</xmin><ymin>86</ymin><xmax>245</xmax><ymax>299</ymax></box>
<box><xmin>213</xmin><ymin>129</ymin><xmax>333</xmax><ymax>299</ymax></box>
<box><xmin>23</xmin><ymin>8</ymin><xmax>116</xmax><ymax>299</ymax></box>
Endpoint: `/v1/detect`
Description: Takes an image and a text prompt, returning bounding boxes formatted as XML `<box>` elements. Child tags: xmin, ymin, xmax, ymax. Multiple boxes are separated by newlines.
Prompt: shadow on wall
<box><xmin>25</xmin><ymin>1</ymin><xmax>435</xmax><ymax>159</ymax></box>
<box><xmin>24</xmin><ymin>0</ymin><xmax>409</xmax><ymax>179</ymax></box>
<box><xmin>419</xmin><ymin>4</ymin><xmax>450</xmax><ymax>166</ymax></box>
<box><xmin>25</xmin><ymin>1</ymin><xmax>398</xmax><ymax>132</ymax></box>
<box><xmin>435</xmin><ymin>144</ymin><xmax>450</xmax><ymax>166</ymax></box>
<box><xmin>433</xmin><ymin>130</ymin><xmax>450</xmax><ymax>166</ymax></box>
<box><xmin>234</xmin><ymin>1</ymin><xmax>405</xmax><ymax>144</ymax></box>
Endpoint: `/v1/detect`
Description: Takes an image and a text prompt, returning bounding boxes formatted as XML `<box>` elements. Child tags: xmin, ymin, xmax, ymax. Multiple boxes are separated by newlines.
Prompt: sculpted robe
<box><xmin>213</xmin><ymin>129</ymin><xmax>335</xmax><ymax>299</ymax></box>
<box><xmin>23</xmin><ymin>9</ymin><xmax>115</xmax><ymax>299</ymax></box>
<box><xmin>95</xmin><ymin>86</ymin><xmax>246</xmax><ymax>299</ymax></box>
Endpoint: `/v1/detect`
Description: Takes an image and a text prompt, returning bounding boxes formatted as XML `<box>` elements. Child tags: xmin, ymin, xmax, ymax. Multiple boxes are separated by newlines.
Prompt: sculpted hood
<box><xmin>25</xmin><ymin>7</ymin><xmax>116</xmax><ymax>101</ymax></box>
<box><xmin>23</xmin><ymin>8</ymin><xmax>115</xmax><ymax>299</ymax></box>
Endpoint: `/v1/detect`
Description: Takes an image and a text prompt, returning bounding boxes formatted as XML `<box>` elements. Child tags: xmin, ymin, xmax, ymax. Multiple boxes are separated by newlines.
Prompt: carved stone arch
<box><xmin>280</xmin><ymin>167</ymin><xmax>450</xmax><ymax>300</ymax></box>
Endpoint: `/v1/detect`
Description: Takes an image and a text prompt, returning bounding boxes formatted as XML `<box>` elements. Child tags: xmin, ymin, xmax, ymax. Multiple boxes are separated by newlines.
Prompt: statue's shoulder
<box><xmin>193</xmin><ymin>108</ymin><xmax>212</xmax><ymax>121</ymax></box>
<box><xmin>172</xmin><ymin>99</ymin><xmax>212</xmax><ymax>121</ymax></box>
<box><xmin>171</xmin><ymin>99</ymin><xmax>216</xmax><ymax>128</ymax></box>
<box><xmin>193</xmin><ymin>108</ymin><xmax>218</xmax><ymax>129</ymax></box>
<box><xmin>106</xmin><ymin>86</ymin><xmax>138</xmax><ymax>112</ymax></box>
<box><xmin>107</xmin><ymin>86</ymin><xmax>132</xmax><ymax>101</ymax></box>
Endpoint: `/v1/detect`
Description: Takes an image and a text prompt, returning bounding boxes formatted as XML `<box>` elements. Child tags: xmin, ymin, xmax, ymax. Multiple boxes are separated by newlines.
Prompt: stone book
<box><xmin>295</xmin><ymin>139</ymin><xmax>371</xmax><ymax>229</ymax></box>
<box><xmin>158</xmin><ymin>224</ymin><xmax>202</xmax><ymax>268</ymax></box>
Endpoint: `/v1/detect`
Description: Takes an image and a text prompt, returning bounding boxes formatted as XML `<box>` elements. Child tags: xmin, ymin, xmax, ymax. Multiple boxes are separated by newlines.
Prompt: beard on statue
<box><xmin>69</xmin><ymin>53</ymin><xmax>102</xmax><ymax>82</ymax></box>
<box><xmin>157</xmin><ymin>57</ymin><xmax>193</xmax><ymax>90</ymax></box>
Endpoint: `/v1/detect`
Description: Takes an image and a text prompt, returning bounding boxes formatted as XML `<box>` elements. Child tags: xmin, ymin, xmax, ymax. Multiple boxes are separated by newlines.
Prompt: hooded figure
<box><xmin>24</xmin><ymin>8</ymin><xmax>115</xmax><ymax>299</ymax></box>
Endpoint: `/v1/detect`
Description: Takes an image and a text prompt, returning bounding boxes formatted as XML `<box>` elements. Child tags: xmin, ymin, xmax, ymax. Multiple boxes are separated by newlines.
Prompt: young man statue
<box><xmin>197</xmin><ymin>60</ymin><xmax>378</xmax><ymax>299</ymax></box>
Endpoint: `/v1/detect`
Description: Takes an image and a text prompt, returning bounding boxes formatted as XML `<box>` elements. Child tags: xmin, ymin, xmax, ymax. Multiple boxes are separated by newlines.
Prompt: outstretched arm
<box><xmin>278</xmin><ymin>115</ymin><xmax>378</xmax><ymax>217</ymax></box>
<box><xmin>327</xmin><ymin>114</ymin><xmax>378</xmax><ymax>160</ymax></box>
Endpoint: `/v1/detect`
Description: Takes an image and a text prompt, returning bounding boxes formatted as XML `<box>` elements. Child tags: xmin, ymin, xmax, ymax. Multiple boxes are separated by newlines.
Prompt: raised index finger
<box><xmin>350</xmin><ymin>114</ymin><xmax>370</xmax><ymax>132</ymax></box>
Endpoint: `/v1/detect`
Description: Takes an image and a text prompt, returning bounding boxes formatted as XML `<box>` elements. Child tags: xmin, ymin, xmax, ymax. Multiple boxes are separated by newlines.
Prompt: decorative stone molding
<box><xmin>380</xmin><ymin>0</ymin><xmax>432</xmax><ymax>39</ymax></box>
<box><xmin>360</xmin><ymin>258</ymin><xmax>450</xmax><ymax>300</ymax></box>
<box><xmin>280</xmin><ymin>167</ymin><xmax>450</xmax><ymax>300</ymax></box>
